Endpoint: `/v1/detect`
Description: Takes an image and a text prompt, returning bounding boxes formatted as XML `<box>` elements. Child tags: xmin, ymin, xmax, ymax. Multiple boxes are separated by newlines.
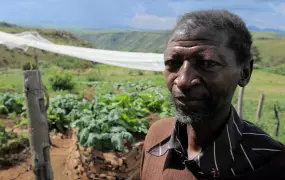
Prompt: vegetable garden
<box><xmin>0</xmin><ymin>78</ymin><xmax>174</xmax><ymax>179</ymax></box>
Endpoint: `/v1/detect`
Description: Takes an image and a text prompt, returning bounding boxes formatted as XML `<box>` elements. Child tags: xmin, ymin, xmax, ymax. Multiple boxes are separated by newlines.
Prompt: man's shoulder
<box><xmin>144</xmin><ymin>117</ymin><xmax>175</xmax><ymax>148</ymax></box>
<box><xmin>241</xmin><ymin>120</ymin><xmax>284</xmax><ymax>158</ymax></box>
<box><xmin>149</xmin><ymin>117</ymin><xmax>175</xmax><ymax>130</ymax></box>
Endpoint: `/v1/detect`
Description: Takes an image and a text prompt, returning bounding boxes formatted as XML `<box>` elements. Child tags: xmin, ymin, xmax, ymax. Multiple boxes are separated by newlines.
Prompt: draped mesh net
<box><xmin>0</xmin><ymin>31</ymin><xmax>164</xmax><ymax>71</ymax></box>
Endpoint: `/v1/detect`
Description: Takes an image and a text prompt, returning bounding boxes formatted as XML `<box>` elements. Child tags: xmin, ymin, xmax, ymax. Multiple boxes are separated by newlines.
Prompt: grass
<box><xmin>253</xmin><ymin>39</ymin><xmax>285</xmax><ymax>66</ymax></box>
<box><xmin>230</xmin><ymin>70</ymin><xmax>285</xmax><ymax>142</ymax></box>
<box><xmin>251</xmin><ymin>31</ymin><xmax>285</xmax><ymax>40</ymax></box>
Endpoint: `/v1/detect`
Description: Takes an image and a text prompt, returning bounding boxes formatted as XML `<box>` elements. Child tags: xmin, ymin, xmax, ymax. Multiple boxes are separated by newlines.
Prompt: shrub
<box><xmin>138</xmin><ymin>71</ymin><xmax>144</xmax><ymax>76</ymax></box>
<box><xmin>265</xmin><ymin>65</ymin><xmax>285</xmax><ymax>76</ymax></box>
<box><xmin>53</xmin><ymin>57</ymin><xmax>94</xmax><ymax>70</ymax></box>
<box><xmin>49</xmin><ymin>72</ymin><xmax>75</xmax><ymax>91</ymax></box>
<box><xmin>153</xmin><ymin>71</ymin><xmax>162</xmax><ymax>75</ymax></box>
<box><xmin>128</xmin><ymin>70</ymin><xmax>144</xmax><ymax>76</ymax></box>
<box><xmin>86</xmin><ymin>75</ymin><xmax>104</xmax><ymax>82</ymax></box>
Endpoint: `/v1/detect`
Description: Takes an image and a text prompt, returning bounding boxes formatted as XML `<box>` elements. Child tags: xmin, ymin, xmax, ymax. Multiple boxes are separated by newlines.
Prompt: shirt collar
<box><xmin>147</xmin><ymin>105</ymin><xmax>244</xmax><ymax>176</ymax></box>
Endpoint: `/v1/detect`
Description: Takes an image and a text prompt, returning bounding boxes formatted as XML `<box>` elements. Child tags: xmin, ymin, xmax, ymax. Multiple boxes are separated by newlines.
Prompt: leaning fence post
<box><xmin>256</xmin><ymin>93</ymin><xmax>265</xmax><ymax>121</ymax></box>
<box><xmin>23</xmin><ymin>49</ymin><xmax>53</xmax><ymax>180</ymax></box>
<box><xmin>237</xmin><ymin>86</ymin><xmax>244</xmax><ymax>119</ymax></box>
<box><xmin>273</xmin><ymin>104</ymin><xmax>280</xmax><ymax>137</ymax></box>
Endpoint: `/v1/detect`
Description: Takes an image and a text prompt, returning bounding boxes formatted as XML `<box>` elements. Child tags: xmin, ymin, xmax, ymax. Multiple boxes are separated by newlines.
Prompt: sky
<box><xmin>0</xmin><ymin>0</ymin><xmax>284</xmax><ymax>30</ymax></box>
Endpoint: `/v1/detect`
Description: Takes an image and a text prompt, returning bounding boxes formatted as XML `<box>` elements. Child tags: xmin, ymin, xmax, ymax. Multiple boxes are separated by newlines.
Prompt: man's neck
<box><xmin>186</xmin><ymin>105</ymin><xmax>231</xmax><ymax>160</ymax></box>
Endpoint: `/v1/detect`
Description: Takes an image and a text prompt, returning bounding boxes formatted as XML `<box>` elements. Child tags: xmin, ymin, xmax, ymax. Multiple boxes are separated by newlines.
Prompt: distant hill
<box><xmin>248</xmin><ymin>26</ymin><xmax>285</xmax><ymax>34</ymax></box>
<box><xmin>75</xmin><ymin>30</ymin><xmax>285</xmax><ymax>67</ymax></box>
<box><xmin>0</xmin><ymin>22</ymin><xmax>95</xmax><ymax>68</ymax></box>
<box><xmin>75</xmin><ymin>30</ymin><xmax>172</xmax><ymax>53</ymax></box>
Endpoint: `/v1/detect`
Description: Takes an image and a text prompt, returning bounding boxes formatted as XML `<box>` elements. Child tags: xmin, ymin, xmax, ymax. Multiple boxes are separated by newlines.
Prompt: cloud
<box><xmin>130</xmin><ymin>13</ymin><xmax>176</xmax><ymax>30</ymax></box>
<box><xmin>1</xmin><ymin>0</ymin><xmax>285</xmax><ymax>30</ymax></box>
<box><xmin>128</xmin><ymin>0</ymin><xmax>285</xmax><ymax>30</ymax></box>
<box><xmin>270</xmin><ymin>3</ymin><xmax>285</xmax><ymax>14</ymax></box>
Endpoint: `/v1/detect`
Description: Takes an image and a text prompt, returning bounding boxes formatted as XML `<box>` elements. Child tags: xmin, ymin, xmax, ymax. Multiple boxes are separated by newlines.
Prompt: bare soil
<box><xmin>0</xmin><ymin>137</ymin><xmax>72</xmax><ymax>180</ymax></box>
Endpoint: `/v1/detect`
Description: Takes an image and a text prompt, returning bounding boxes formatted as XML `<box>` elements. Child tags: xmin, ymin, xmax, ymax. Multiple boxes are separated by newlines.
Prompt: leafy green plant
<box><xmin>112</xmin><ymin>80</ymin><xmax>157</xmax><ymax>92</ymax></box>
<box><xmin>70</xmin><ymin>87</ymin><xmax>173</xmax><ymax>152</ymax></box>
<box><xmin>0</xmin><ymin>93</ymin><xmax>25</xmax><ymax>115</ymax></box>
<box><xmin>0</xmin><ymin>120</ymin><xmax>17</xmax><ymax>148</ymax></box>
<box><xmin>49</xmin><ymin>72</ymin><xmax>75</xmax><ymax>91</ymax></box>
<box><xmin>47</xmin><ymin>94</ymin><xmax>80</xmax><ymax>132</ymax></box>
<box><xmin>0</xmin><ymin>105</ymin><xmax>8</xmax><ymax>115</ymax></box>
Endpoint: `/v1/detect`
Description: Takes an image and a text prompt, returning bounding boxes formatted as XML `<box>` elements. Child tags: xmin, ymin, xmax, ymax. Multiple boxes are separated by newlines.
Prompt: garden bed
<box><xmin>0</xmin><ymin>138</ymin><xmax>30</xmax><ymax>169</ymax></box>
<box><xmin>67</xmin><ymin>129</ymin><xmax>144</xmax><ymax>180</ymax></box>
<box><xmin>0</xmin><ymin>116</ymin><xmax>30</xmax><ymax>169</ymax></box>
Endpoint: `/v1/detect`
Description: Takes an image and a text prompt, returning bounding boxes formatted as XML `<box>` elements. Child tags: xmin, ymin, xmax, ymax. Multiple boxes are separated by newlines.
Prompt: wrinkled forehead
<box><xmin>164</xmin><ymin>27</ymin><xmax>237</xmax><ymax>66</ymax></box>
<box><xmin>167</xmin><ymin>26</ymin><xmax>228</xmax><ymax>46</ymax></box>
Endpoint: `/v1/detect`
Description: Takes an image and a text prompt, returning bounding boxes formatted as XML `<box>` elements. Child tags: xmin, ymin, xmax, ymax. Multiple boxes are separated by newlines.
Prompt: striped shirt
<box><xmin>147</xmin><ymin>106</ymin><xmax>284</xmax><ymax>179</ymax></box>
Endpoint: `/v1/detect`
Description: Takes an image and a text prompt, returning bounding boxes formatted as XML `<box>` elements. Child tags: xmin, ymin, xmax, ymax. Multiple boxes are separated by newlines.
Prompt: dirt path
<box><xmin>0</xmin><ymin>137</ymin><xmax>72</xmax><ymax>180</ymax></box>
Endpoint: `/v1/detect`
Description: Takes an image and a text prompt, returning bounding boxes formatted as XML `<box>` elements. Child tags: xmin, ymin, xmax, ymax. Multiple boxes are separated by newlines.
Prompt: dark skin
<box><xmin>164</xmin><ymin>26</ymin><xmax>253</xmax><ymax>159</ymax></box>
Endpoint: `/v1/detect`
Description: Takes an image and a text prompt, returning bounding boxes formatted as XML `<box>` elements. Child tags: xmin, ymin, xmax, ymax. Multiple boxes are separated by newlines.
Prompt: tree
<box><xmin>251</xmin><ymin>45</ymin><xmax>262</xmax><ymax>64</ymax></box>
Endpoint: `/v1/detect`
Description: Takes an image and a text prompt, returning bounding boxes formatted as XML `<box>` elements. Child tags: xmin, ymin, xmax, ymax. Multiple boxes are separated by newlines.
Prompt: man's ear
<box><xmin>238</xmin><ymin>59</ymin><xmax>253</xmax><ymax>87</ymax></box>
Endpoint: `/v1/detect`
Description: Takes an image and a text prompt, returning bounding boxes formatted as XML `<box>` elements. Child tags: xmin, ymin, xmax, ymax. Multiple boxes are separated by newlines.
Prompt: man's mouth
<box><xmin>175</xmin><ymin>96</ymin><xmax>205</xmax><ymax>101</ymax></box>
<box><xmin>175</xmin><ymin>96</ymin><xmax>206</xmax><ymax>103</ymax></box>
<box><xmin>174</xmin><ymin>96</ymin><xmax>206</xmax><ymax>107</ymax></box>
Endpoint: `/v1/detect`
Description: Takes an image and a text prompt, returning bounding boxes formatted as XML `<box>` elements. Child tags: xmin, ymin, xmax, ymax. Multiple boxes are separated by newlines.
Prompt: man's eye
<box><xmin>197</xmin><ymin>60</ymin><xmax>219</xmax><ymax>69</ymax></box>
<box><xmin>165</xmin><ymin>61</ymin><xmax>183</xmax><ymax>71</ymax></box>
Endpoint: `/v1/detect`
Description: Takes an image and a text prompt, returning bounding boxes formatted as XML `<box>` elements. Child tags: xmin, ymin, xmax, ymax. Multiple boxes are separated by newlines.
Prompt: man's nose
<box><xmin>174</xmin><ymin>61</ymin><xmax>201</xmax><ymax>90</ymax></box>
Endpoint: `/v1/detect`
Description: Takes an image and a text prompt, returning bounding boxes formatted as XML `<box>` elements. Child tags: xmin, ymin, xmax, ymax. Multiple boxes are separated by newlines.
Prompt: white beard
<box><xmin>167</xmin><ymin>94</ymin><xmax>211</xmax><ymax>124</ymax></box>
<box><xmin>175</xmin><ymin>108</ymin><xmax>204</xmax><ymax>124</ymax></box>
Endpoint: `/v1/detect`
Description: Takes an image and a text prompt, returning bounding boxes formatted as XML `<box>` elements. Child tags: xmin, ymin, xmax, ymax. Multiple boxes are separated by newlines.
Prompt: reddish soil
<box><xmin>83</xmin><ymin>87</ymin><xmax>95</xmax><ymax>101</ymax></box>
<box><xmin>0</xmin><ymin>137</ymin><xmax>72</xmax><ymax>180</ymax></box>
<box><xmin>0</xmin><ymin>116</ymin><xmax>14</xmax><ymax>129</ymax></box>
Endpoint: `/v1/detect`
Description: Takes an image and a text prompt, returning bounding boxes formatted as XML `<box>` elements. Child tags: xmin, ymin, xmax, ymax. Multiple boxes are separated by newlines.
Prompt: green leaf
<box><xmin>79</xmin><ymin>128</ymin><xmax>89</xmax><ymax>145</ymax></box>
<box><xmin>111</xmin><ymin>133</ymin><xmax>124</xmax><ymax>151</ymax></box>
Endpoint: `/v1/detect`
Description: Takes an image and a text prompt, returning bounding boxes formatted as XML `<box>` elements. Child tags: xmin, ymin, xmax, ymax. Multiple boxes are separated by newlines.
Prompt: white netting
<box><xmin>0</xmin><ymin>31</ymin><xmax>165</xmax><ymax>71</ymax></box>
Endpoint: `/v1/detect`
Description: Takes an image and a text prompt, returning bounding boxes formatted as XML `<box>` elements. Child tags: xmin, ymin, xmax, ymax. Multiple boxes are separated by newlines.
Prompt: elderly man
<box><xmin>140</xmin><ymin>10</ymin><xmax>285</xmax><ymax>180</ymax></box>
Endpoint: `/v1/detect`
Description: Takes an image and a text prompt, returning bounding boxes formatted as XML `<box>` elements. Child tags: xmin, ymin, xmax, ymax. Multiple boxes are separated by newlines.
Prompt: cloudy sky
<box><xmin>0</xmin><ymin>0</ymin><xmax>284</xmax><ymax>30</ymax></box>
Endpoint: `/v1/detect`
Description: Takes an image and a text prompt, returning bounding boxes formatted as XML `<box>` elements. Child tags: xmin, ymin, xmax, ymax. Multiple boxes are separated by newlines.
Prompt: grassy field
<box><xmin>253</xmin><ymin>39</ymin><xmax>285</xmax><ymax>66</ymax></box>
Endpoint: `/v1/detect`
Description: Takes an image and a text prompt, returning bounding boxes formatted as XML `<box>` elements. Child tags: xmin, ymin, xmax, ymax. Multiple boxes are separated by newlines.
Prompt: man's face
<box><xmin>164</xmin><ymin>27</ymin><xmax>243</xmax><ymax>123</ymax></box>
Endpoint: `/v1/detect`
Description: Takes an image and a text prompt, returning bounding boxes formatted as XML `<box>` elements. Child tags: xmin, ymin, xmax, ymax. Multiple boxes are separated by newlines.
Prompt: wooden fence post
<box><xmin>274</xmin><ymin>104</ymin><xmax>280</xmax><ymax>137</ymax></box>
<box><xmin>24</xmin><ymin>69</ymin><xmax>53</xmax><ymax>180</ymax></box>
<box><xmin>23</xmin><ymin>49</ymin><xmax>53</xmax><ymax>180</ymax></box>
<box><xmin>237</xmin><ymin>86</ymin><xmax>244</xmax><ymax>119</ymax></box>
<box><xmin>256</xmin><ymin>93</ymin><xmax>265</xmax><ymax>121</ymax></box>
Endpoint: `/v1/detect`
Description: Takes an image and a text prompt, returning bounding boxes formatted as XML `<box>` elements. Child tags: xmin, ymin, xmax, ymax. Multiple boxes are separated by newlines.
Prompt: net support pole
<box><xmin>23</xmin><ymin>49</ymin><xmax>53</xmax><ymax>180</ymax></box>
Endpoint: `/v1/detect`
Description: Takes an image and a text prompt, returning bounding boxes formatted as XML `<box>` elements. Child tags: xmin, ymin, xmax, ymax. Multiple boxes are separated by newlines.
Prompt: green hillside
<box><xmin>0</xmin><ymin>23</ymin><xmax>95</xmax><ymax>68</ymax></box>
<box><xmin>75</xmin><ymin>30</ymin><xmax>285</xmax><ymax>67</ymax></box>
<box><xmin>75</xmin><ymin>30</ymin><xmax>172</xmax><ymax>53</ymax></box>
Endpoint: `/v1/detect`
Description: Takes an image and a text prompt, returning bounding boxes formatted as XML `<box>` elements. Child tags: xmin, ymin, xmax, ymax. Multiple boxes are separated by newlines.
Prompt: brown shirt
<box><xmin>140</xmin><ymin>106</ymin><xmax>285</xmax><ymax>180</ymax></box>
